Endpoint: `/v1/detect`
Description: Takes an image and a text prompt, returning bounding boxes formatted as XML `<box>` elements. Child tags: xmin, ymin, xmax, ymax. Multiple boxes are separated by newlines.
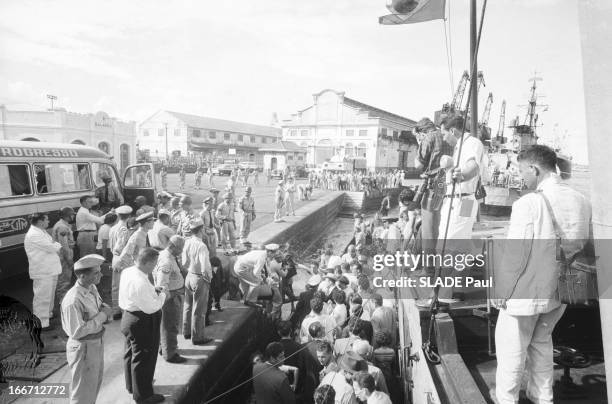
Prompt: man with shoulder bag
<box><xmin>493</xmin><ymin>145</ymin><xmax>593</xmax><ymax>404</ymax></box>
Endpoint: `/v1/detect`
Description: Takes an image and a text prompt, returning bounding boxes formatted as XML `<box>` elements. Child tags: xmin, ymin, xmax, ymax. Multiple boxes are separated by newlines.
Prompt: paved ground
<box><xmin>161</xmin><ymin>173</ymin><xmax>318</xmax><ymax>232</ymax></box>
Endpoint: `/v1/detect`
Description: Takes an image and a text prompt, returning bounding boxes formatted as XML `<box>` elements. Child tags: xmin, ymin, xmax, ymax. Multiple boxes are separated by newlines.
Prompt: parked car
<box><xmin>215</xmin><ymin>163</ymin><xmax>234</xmax><ymax>176</ymax></box>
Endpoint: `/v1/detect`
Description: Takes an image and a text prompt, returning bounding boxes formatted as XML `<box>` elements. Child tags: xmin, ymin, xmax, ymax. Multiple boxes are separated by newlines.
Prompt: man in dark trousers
<box><xmin>119</xmin><ymin>248</ymin><xmax>166</xmax><ymax>404</ymax></box>
<box><xmin>253</xmin><ymin>342</ymin><xmax>296</xmax><ymax>404</ymax></box>
<box><xmin>291</xmin><ymin>274</ymin><xmax>321</xmax><ymax>330</ymax></box>
<box><xmin>277</xmin><ymin>321</ymin><xmax>303</xmax><ymax>401</ymax></box>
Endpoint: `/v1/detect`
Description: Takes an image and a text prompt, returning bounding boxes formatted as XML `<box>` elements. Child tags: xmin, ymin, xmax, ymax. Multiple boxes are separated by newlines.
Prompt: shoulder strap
<box><xmin>536</xmin><ymin>191</ymin><xmax>565</xmax><ymax>239</ymax></box>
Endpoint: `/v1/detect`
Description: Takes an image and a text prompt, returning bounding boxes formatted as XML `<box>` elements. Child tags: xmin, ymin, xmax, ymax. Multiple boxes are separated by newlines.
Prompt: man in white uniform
<box><xmin>24</xmin><ymin>213</ymin><xmax>62</xmax><ymax>330</ymax></box>
<box><xmin>493</xmin><ymin>145</ymin><xmax>591</xmax><ymax>404</ymax></box>
<box><xmin>232</xmin><ymin>244</ymin><xmax>277</xmax><ymax>304</ymax></box>
<box><xmin>109</xmin><ymin>205</ymin><xmax>133</xmax><ymax>318</ymax></box>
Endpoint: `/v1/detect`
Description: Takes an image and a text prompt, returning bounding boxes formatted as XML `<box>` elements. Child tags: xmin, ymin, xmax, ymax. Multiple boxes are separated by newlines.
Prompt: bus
<box><xmin>0</xmin><ymin>140</ymin><xmax>157</xmax><ymax>279</ymax></box>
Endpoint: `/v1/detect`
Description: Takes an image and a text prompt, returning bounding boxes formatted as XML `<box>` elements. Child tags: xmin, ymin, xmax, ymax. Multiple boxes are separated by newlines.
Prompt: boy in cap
<box><xmin>216</xmin><ymin>192</ymin><xmax>237</xmax><ymax>253</ymax></box>
<box><xmin>109</xmin><ymin>205</ymin><xmax>133</xmax><ymax>318</ymax></box>
<box><xmin>182</xmin><ymin>218</ymin><xmax>213</xmax><ymax>345</ymax></box>
<box><xmin>51</xmin><ymin>206</ymin><xmax>76</xmax><ymax>307</ymax></box>
<box><xmin>61</xmin><ymin>254</ymin><xmax>111</xmax><ymax>404</ymax></box>
<box><xmin>238</xmin><ymin>186</ymin><xmax>256</xmax><ymax>244</ymax></box>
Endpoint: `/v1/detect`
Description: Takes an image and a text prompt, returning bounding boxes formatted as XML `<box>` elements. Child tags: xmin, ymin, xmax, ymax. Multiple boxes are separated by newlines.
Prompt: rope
<box><xmin>443</xmin><ymin>20</ymin><xmax>454</xmax><ymax>100</ymax></box>
<box><xmin>423</xmin><ymin>0</ymin><xmax>489</xmax><ymax>363</ymax></box>
<box><xmin>448</xmin><ymin>0</ymin><xmax>454</xmax><ymax>89</ymax></box>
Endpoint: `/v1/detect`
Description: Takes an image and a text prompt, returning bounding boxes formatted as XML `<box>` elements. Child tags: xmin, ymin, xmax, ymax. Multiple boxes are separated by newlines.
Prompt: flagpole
<box><xmin>470</xmin><ymin>0</ymin><xmax>479</xmax><ymax>137</ymax></box>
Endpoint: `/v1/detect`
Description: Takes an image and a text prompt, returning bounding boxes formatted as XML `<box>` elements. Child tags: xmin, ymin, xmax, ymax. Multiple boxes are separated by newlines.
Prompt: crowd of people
<box><xmin>306</xmin><ymin>170</ymin><xmax>406</xmax><ymax>197</ymax></box>
<box><xmin>18</xmin><ymin>109</ymin><xmax>592</xmax><ymax>404</ymax></box>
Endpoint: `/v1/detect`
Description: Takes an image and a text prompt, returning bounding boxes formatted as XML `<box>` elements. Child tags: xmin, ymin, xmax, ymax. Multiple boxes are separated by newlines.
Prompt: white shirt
<box><xmin>119</xmin><ymin>266</ymin><xmax>166</xmax><ymax>314</ymax></box>
<box><xmin>299</xmin><ymin>312</ymin><xmax>336</xmax><ymax>343</ymax></box>
<box><xmin>332</xmin><ymin>303</ymin><xmax>348</xmax><ymax>327</ymax></box>
<box><xmin>96</xmin><ymin>224</ymin><xmax>111</xmax><ymax>250</ymax></box>
<box><xmin>327</xmin><ymin>255</ymin><xmax>343</xmax><ymax>270</ymax></box>
<box><xmin>320</xmin><ymin>372</ymin><xmax>358</xmax><ymax>404</ymax></box>
<box><xmin>76</xmin><ymin>207</ymin><xmax>103</xmax><ymax>231</ymax></box>
<box><xmin>235</xmin><ymin>250</ymin><xmax>268</xmax><ymax>279</ymax></box>
<box><xmin>367</xmin><ymin>391</ymin><xmax>392</xmax><ymax>404</ymax></box>
<box><xmin>148</xmin><ymin>220</ymin><xmax>175</xmax><ymax>250</ymax></box>
<box><xmin>504</xmin><ymin>175</ymin><xmax>591</xmax><ymax>315</ymax></box>
<box><xmin>24</xmin><ymin>226</ymin><xmax>62</xmax><ymax>279</ymax></box>
<box><xmin>452</xmin><ymin>134</ymin><xmax>485</xmax><ymax>195</ymax></box>
<box><xmin>182</xmin><ymin>236</ymin><xmax>212</xmax><ymax>281</ymax></box>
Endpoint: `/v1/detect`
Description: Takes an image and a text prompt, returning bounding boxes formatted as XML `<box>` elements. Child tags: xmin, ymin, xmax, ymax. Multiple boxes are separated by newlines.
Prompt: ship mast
<box><xmin>496</xmin><ymin>100</ymin><xmax>506</xmax><ymax>143</ymax></box>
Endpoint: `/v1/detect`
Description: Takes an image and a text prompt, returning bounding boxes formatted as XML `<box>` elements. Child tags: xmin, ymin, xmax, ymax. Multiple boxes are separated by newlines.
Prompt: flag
<box><xmin>379</xmin><ymin>0</ymin><xmax>446</xmax><ymax>25</ymax></box>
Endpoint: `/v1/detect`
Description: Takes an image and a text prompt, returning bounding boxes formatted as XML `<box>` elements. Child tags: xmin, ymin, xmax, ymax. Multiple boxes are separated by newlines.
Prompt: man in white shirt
<box><xmin>76</xmin><ymin>195</ymin><xmax>111</xmax><ymax>257</ymax></box>
<box><xmin>148</xmin><ymin>209</ymin><xmax>175</xmax><ymax>250</ymax></box>
<box><xmin>119</xmin><ymin>248</ymin><xmax>166</xmax><ymax>404</ymax></box>
<box><xmin>299</xmin><ymin>297</ymin><xmax>336</xmax><ymax>343</ymax></box>
<box><xmin>493</xmin><ymin>145</ymin><xmax>591</xmax><ymax>404</ymax></box>
<box><xmin>341</xmin><ymin>245</ymin><xmax>358</xmax><ymax>266</ymax></box>
<box><xmin>24</xmin><ymin>213</ymin><xmax>62</xmax><ymax>330</ymax></box>
<box><xmin>182</xmin><ymin>219</ymin><xmax>213</xmax><ymax>345</ymax></box>
<box><xmin>232</xmin><ymin>244</ymin><xmax>277</xmax><ymax>305</ymax></box>
<box><xmin>274</xmin><ymin>181</ymin><xmax>285</xmax><ymax>222</ymax></box>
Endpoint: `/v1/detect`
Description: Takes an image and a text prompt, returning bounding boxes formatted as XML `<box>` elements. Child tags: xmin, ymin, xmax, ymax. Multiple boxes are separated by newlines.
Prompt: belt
<box><xmin>444</xmin><ymin>193</ymin><xmax>474</xmax><ymax>198</ymax></box>
<box><xmin>188</xmin><ymin>272</ymin><xmax>203</xmax><ymax>276</ymax></box>
<box><xmin>75</xmin><ymin>328</ymin><xmax>105</xmax><ymax>341</ymax></box>
<box><xmin>78</xmin><ymin>230</ymin><xmax>97</xmax><ymax>232</ymax></box>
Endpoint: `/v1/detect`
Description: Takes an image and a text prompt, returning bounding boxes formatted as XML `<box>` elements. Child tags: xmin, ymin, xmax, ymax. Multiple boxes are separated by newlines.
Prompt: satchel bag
<box><xmin>538</xmin><ymin>192</ymin><xmax>598</xmax><ymax>306</ymax></box>
<box><xmin>475</xmin><ymin>177</ymin><xmax>487</xmax><ymax>200</ymax></box>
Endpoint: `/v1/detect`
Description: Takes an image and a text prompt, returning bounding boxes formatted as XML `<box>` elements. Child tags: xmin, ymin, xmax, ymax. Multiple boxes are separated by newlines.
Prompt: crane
<box><xmin>451</xmin><ymin>70</ymin><xmax>470</xmax><ymax>111</ymax></box>
<box><xmin>466</xmin><ymin>71</ymin><xmax>485</xmax><ymax>115</ymax></box>
<box><xmin>480</xmin><ymin>92</ymin><xmax>493</xmax><ymax>126</ymax></box>
<box><xmin>496</xmin><ymin>100</ymin><xmax>506</xmax><ymax>143</ymax></box>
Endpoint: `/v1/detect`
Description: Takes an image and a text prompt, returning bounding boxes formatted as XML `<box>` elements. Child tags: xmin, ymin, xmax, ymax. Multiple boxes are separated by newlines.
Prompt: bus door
<box><xmin>122</xmin><ymin>163</ymin><xmax>157</xmax><ymax>211</ymax></box>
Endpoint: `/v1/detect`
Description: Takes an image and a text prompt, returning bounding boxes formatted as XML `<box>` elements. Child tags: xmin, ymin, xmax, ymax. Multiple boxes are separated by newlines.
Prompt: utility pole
<box><xmin>46</xmin><ymin>94</ymin><xmax>57</xmax><ymax>111</ymax></box>
<box><xmin>470</xmin><ymin>0</ymin><xmax>479</xmax><ymax>137</ymax></box>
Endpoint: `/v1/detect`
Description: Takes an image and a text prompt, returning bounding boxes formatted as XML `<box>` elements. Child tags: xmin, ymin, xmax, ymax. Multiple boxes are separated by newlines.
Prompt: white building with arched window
<box><xmin>0</xmin><ymin>106</ymin><xmax>136</xmax><ymax>171</ymax></box>
<box><xmin>281</xmin><ymin>89</ymin><xmax>418</xmax><ymax>172</ymax></box>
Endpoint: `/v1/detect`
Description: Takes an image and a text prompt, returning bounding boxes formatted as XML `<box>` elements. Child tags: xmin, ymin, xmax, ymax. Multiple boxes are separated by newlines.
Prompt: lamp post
<box><xmin>46</xmin><ymin>94</ymin><xmax>57</xmax><ymax>110</ymax></box>
<box><xmin>164</xmin><ymin>122</ymin><xmax>169</xmax><ymax>163</ymax></box>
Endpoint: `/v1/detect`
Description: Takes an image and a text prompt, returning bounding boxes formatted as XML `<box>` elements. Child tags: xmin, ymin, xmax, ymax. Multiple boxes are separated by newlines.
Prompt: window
<box><xmin>356</xmin><ymin>143</ymin><xmax>367</xmax><ymax>157</ymax></box>
<box><xmin>143</xmin><ymin>130</ymin><xmax>150</xmax><ymax>137</ymax></box>
<box><xmin>393</xmin><ymin>130</ymin><xmax>399</xmax><ymax>137</ymax></box>
<box><xmin>123</xmin><ymin>165</ymin><xmax>153</xmax><ymax>188</ymax></box>
<box><xmin>290</xmin><ymin>130</ymin><xmax>297</xmax><ymax>137</ymax></box>
<box><xmin>91</xmin><ymin>163</ymin><xmax>120</xmax><ymax>188</ymax></box>
<box><xmin>158</xmin><ymin>128</ymin><xmax>164</xmax><ymax>137</ymax></box>
<box><xmin>98</xmin><ymin>142</ymin><xmax>110</xmax><ymax>154</ymax></box>
<box><xmin>71</xmin><ymin>140</ymin><xmax>86</xmax><ymax>145</ymax></box>
<box><xmin>174</xmin><ymin>129</ymin><xmax>181</xmax><ymax>136</ymax></box>
<box><xmin>0</xmin><ymin>164</ymin><xmax>32</xmax><ymax>198</ymax></box>
<box><xmin>297</xmin><ymin>155</ymin><xmax>304</xmax><ymax>161</ymax></box>
<box><xmin>300</xmin><ymin>130</ymin><xmax>308</xmax><ymax>137</ymax></box>
<box><xmin>262</xmin><ymin>137</ymin><xmax>267</xmax><ymax>144</ymax></box>
<box><xmin>358</xmin><ymin>129</ymin><xmax>368</xmax><ymax>136</ymax></box>
<box><xmin>346</xmin><ymin>129</ymin><xmax>354</xmax><ymax>136</ymax></box>
<box><xmin>380</xmin><ymin>128</ymin><xmax>387</xmax><ymax>136</ymax></box>
<box><xmin>250</xmin><ymin>135</ymin><xmax>256</xmax><ymax>143</ymax></box>
<box><xmin>192</xmin><ymin>129</ymin><xmax>201</xmax><ymax>138</ymax></box>
<box><xmin>224</xmin><ymin>133</ymin><xmax>231</xmax><ymax>141</ymax></box>
<box><xmin>33</xmin><ymin>163</ymin><xmax>91</xmax><ymax>194</ymax></box>
<box><xmin>345</xmin><ymin>143</ymin><xmax>354</xmax><ymax>157</ymax></box>
<box><xmin>209</xmin><ymin>131</ymin><xmax>216</xmax><ymax>139</ymax></box>
<box><xmin>288</xmin><ymin>155</ymin><xmax>294</xmax><ymax>161</ymax></box>
<box><xmin>120</xmin><ymin>144</ymin><xmax>130</xmax><ymax>170</ymax></box>
<box><xmin>238</xmin><ymin>134</ymin><xmax>244</xmax><ymax>142</ymax></box>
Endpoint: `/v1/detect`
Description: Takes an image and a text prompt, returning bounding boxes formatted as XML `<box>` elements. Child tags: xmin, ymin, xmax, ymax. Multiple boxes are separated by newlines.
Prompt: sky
<box><xmin>0</xmin><ymin>0</ymin><xmax>589</xmax><ymax>163</ymax></box>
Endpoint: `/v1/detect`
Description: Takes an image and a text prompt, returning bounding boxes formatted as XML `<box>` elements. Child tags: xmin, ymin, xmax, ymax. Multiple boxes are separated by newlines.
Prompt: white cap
<box><xmin>74</xmin><ymin>254</ymin><xmax>105</xmax><ymax>271</ymax></box>
<box><xmin>265</xmin><ymin>243</ymin><xmax>280</xmax><ymax>251</ymax></box>
<box><xmin>116</xmin><ymin>205</ymin><xmax>133</xmax><ymax>215</ymax></box>
<box><xmin>307</xmin><ymin>275</ymin><xmax>322</xmax><ymax>286</ymax></box>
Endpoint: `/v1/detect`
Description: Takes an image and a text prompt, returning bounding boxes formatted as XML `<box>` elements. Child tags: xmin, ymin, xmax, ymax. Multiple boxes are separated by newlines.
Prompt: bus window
<box><xmin>92</xmin><ymin>162</ymin><xmax>120</xmax><ymax>188</ymax></box>
<box><xmin>124</xmin><ymin>166</ymin><xmax>153</xmax><ymax>188</ymax></box>
<box><xmin>0</xmin><ymin>164</ymin><xmax>32</xmax><ymax>198</ymax></box>
<box><xmin>34</xmin><ymin>163</ymin><xmax>92</xmax><ymax>194</ymax></box>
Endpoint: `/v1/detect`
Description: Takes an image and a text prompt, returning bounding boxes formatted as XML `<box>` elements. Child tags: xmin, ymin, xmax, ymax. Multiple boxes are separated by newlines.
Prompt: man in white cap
<box><xmin>238</xmin><ymin>186</ymin><xmax>256</xmax><ymax>244</ymax></box>
<box><xmin>113</xmin><ymin>212</ymin><xmax>156</xmax><ymax>318</ymax></box>
<box><xmin>182</xmin><ymin>218</ymin><xmax>213</xmax><ymax>345</ymax></box>
<box><xmin>76</xmin><ymin>195</ymin><xmax>112</xmax><ymax>258</ymax></box>
<box><xmin>232</xmin><ymin>244</ymin><xmax>277</xmax><ymax>305</ymax></box>
<box><xmin>216</xmin><ymin>192</ymin><xmax>237</xmax><ymax>252</ymax></box>
<box><xmin>200</xmin><ymin>196</ymin><xmax>219</xmax><ymax>258</ymax></box>
<box><xmin>148</xmin><ymin>209</ymin><xmax>175</xmax><ymax>250</ymax></box>
<box><xmin>109</xmin><ymin>205</ymin><xmax>133</xmax><ymax>318</ymax></box>
<box><xmin>24</xmin><ymin>213</ymin><xmax>62</xmax><ymax>330</ymax></box>
<box><xmin>274</xmin><ymin>181</ymin><xmax>285</xmax><ymax>222</ymax></box>
<box><xmin>61</xmin><ymin>254</ymin><xmax>111</xmax><ymax>404</ymax></box>
<box><xmin>154</xmin><ymin>235</ymin><xmax>187</xmax><ymax>362</ymax></box>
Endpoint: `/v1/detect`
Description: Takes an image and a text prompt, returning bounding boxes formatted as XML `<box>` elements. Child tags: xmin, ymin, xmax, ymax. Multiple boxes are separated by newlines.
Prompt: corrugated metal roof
<box><xmin>166</xmin><ymin>111</ymin><xmax>281</xmax><ymax>138</ymax></box>
<box><xmin>343</xmin><ymin>97</ymin><xmax>416</xmax><ymax>125</ymax></box>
